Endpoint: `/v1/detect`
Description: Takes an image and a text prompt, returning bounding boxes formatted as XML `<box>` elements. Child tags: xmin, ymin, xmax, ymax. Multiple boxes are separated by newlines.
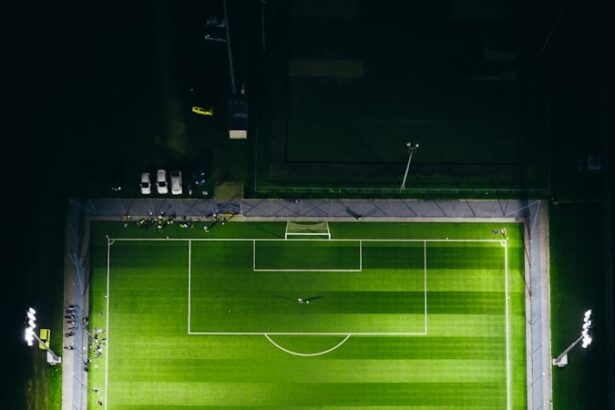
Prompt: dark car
<box><xmin>192</xmin><ymin>167</ymin><xmax>206</xmax><ymax>186</ymax></box>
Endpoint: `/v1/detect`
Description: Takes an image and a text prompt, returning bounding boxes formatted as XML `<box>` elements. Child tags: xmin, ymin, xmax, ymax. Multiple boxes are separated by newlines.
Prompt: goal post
<box><xmin>285</xmin><ymin>221</ymin><xmax>331</xmax><ymax>239</ymax></box>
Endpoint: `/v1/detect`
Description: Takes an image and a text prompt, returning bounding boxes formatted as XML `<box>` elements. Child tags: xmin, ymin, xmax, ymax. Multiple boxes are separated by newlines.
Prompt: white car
<box><xmin>140</xmin><ymin>172</ymin><xmax>151</xmax><ymax>195</ymax></box>
<box><xmin>156</xmin><ymin>169</ymin><xmax>168</xmax><ymax>194</ymax></box>
<box><xmin>171</xmin><ymin>171</ymin><xmax>183</xmax><ymax>195</ymax></box>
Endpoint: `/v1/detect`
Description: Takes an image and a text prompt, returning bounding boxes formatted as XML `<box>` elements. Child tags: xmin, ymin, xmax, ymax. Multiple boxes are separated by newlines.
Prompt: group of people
<box><xmin>492</xmin><ymin>228</ymin><xmax>507</xmax><ymax>237</ymax></box>
<box><xmin>88</xmin><ymin>328</ymin><xmax>107</xmax><ymax>359</ymax></box>
<box><xmin>135</xmin><ymin>212</ymin><xmax>177</xmax><ymax>230</ymax></box>
<box><xmin>91</xmin><ymin>386</ymin><xmax>103</xmax><ymax>407</ymax></box>
<box><xmin>132</xmin><ymin>211</ymin><xmax>229</xmax><ymax>232</ymax></box>
<box><xmin>64</xmin><ymin>304</ymin><xmax>81</xmax><ymax>337</ymax></box>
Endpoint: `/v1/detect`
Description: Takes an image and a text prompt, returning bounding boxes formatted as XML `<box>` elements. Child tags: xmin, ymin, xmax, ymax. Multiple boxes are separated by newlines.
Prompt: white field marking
<box><xmin>110</xmin><ymin>238</ymin><xmax>505</xmax><ymax>340</ymax></box>
<box><xmin>188</xmin><ymin>238</ymin><xmax>431</xmax><ymax>336</ymax></box>
<box><xmin>264</xmin><ymin>333</ymin><xmax>351</xmax><ymax>357</ymax></box>
<box><xmin>252</xmin><ymin>269</ymin><xmax>363</xmax><ymax>272</ymax></box>
<box><xmin>424</xmin><ymin>240</ymin><xmax>428</xmax><ymax>334</ymax></box>
<box><xmin>109</xmin><ymin>238</ymin><xmax>503</xmax><ymax>243</ymax></box>
<box><xmin>188</xmin><ymin>239</ymin><xmax>192</xmax><ymax>334</ymax></box>
<box><xmin>104</xmin><ymin>238</ymin><xmax>112</xmax><ymax>410</ymax></box>
<box><xmin>186</xmin><ymin>239</ymin><xmax>434</xmax><ymax>336</ymax></box>
<box><xmin>188</xmin><ymin>331</ymin><xmax>428</xmax><ymax>336</ymax></box>
<box><xmin>252</xmin><ymin>239</ymin><xmax>362</xmax><ymax>272</ymax></box>
<box><xmin>504</xmin><ymin>239</ymin><xmax>512</xmax><ymax>410</ymax></box>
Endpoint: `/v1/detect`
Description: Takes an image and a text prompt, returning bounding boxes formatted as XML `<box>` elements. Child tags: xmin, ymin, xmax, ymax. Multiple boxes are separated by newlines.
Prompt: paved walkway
<box><xmin>62</xmin><ymin>201</ymin><xmax>90</xmax><ymax>410</ymax></box>
<box><xmin>62</xmin><ymin>198</ymin><xmax>552</xmax><ymax>410</ymax></box>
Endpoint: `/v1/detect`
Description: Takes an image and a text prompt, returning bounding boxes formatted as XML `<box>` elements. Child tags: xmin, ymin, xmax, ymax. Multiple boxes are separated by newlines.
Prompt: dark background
<box><xmin>3</xmin><ymin>0</ymin><xmax>614</xmax><ymax>408</ymax></box>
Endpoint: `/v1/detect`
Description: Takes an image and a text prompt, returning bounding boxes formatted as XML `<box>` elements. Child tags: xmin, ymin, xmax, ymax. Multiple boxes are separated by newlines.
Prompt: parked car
<box><xmin>111</xmin><ymin>161</ymin><xmax>125</xmax><ymax>192</ymax></box>
<box><xmin>192</xmin><ymin>105</ymin><xmax>214</xmax><ymax>116</ymax></box>
<box><xmin>206</xmin><ymin>17</ymin><xmax>226</xmax><ymax>28</ymax></box>
<box><xmin>204</xmin><ymin>34</ymin><xmax>226</xmax><ymax>43</ymax></box>
<box><xmin>171</xmin><ymin>171</ymin><xmax>183</xmax><ymax>195</ymax></box>
<box><xmin>156</xmin><ymin>169</ymin><xmax>168</xmax><ymax>194</ymax></box>
<box><xmin>140</xmin><ymin>172</ymin><xmax>151</xmax><ymax>195</ymax></box>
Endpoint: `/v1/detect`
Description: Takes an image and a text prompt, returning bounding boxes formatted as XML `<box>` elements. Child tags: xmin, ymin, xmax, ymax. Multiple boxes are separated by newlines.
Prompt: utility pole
<box><xmin>24</xmin><ymin>307</ymin><xmax>61</xmax><ymax>365</ymax></box>
<box><xmin>400</xmin><ymin>142</ymin><xmax>420</xmax><ymax>190</ymax></box>
<box><xmin>553</xmin><ymin>309</ymin><xmax>593</xmax><ymax>367</ymax></box>
<box><xmin>260</xmin><ymin>0</ymin><xmax>267</xmax><ymax>51</ymax></box>
<box><xmin>222</xmin><ymin>0</ymin><xmax>237</xmax><ymax>94</ymax></box>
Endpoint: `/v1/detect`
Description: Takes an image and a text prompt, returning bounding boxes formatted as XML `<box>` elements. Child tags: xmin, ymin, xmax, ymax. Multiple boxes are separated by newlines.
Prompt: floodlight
<box><xmin>25</xmin><ymin>328</ymin><xmax>34</xmax><ymax>346</ymax></box>
<box><xmin>581</xmin><ymin>309</ymin><xmax>593</xmax><ymax>348</ymax></box>
<box><xmin>25</xmin><ymin>307</ymin><xmax>37</xmax><ymax>346</ymax></box>
<box><xmin>401</xmin><ymin>142</ymin><xmax>420</xmax><ymax>190</ymax></box>
<box><xmin>582</xmin><ymin>337</ymin><xmax>592</xmax><ymax>348</ymax></box>
<box><xmin>23</xmin><ymin>307</ymin><xmax>61</xmax><ymax>365</ymax></box>
<box><xmin>553</xmin><ymin>308</ymin><xmax>594</xmax><ymax>367</ymax></box>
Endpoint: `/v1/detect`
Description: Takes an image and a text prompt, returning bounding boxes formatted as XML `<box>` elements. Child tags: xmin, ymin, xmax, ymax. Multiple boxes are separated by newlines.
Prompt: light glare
<box><xmin>581</xmin><ymin>309</ymin><xmax>593</xmax><ymax>348</ymax></box>
<box><xmin>24</xmin><ymin>328</ymin><xmax>34</xmax><ymax>346</ymax></box>
<box><xmin>25</xmin><ymin>307</ymin><xmax>38</xmax><ymax>347</ymax></box>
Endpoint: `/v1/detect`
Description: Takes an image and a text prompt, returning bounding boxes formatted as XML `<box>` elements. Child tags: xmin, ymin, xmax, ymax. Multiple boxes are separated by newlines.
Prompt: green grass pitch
<box><xmin>88</xmin><ymin>221</ymin><xmax>526</xmax><ymax>409</ymax></box>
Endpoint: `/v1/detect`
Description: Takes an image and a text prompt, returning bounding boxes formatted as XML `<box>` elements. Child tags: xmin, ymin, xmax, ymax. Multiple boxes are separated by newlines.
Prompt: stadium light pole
<box><xmin>260</xmin><ymin>0</ymin><xmax>267</xmax><ymax>51</ymax></box>
<box><xmin>400</xmin><ymin>142</ymin><xmax>420</xmax><ymax>190</ymax></box>
<box><xmin>24</xmin><ymin>307</ymin><xmax>61</xmax><ymax>365</ymax></box>
<box><xmin>222</xmin><ymin>0</ymin><xmax>237</xmax><ymax>94</ymax></box>
<box><xmin>553</xmin><ymin>309</ymin><xmax>593</xmax><ymax>368</ymax></box>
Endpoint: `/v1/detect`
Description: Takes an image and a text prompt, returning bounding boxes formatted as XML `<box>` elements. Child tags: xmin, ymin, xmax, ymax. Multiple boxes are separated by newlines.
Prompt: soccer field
<box><xmin>88</xmin><ymin>221</ymin><xmax>526</xmax><ymax>409</ymax></box>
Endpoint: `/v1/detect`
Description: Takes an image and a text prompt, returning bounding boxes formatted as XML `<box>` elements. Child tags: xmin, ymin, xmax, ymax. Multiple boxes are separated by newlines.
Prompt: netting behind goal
<box><xmin>285</xmin><ymin>221</ymin><xmax>331</xmax><ymax>239</ymax></box>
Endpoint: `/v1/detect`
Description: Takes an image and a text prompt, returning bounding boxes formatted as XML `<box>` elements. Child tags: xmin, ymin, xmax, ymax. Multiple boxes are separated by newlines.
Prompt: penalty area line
<box><xmin>109</xmin><ymin>237</ymin><xmax>505</xmax><ymax>243</ymax></box>
<box><xmin>187</xmin><ymin>331</ymin><xmax>428</xmax><ymax>336</ymax></box>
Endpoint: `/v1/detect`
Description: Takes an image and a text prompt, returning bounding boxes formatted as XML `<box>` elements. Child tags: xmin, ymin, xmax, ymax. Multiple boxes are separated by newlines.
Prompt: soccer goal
<box><xmin>285</xmin><ymin>221</ymin><xmax>331</xmax><ymax>239</ymax></box>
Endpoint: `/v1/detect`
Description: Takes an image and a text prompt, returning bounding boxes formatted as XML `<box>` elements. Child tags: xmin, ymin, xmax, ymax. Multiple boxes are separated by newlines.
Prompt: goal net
<box><xmin>285</xmin><ymin>221</ymin><xmax>331</xmax><ymax>239</ymax></box>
